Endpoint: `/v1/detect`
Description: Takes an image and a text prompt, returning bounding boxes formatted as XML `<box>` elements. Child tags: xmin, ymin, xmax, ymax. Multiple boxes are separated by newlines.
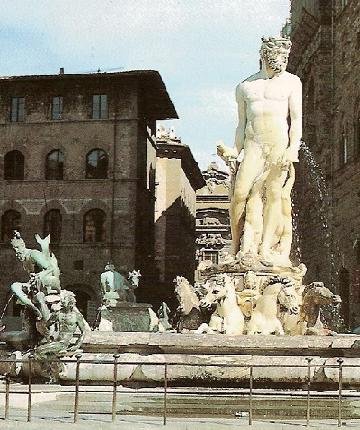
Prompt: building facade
<box><xmin>0</xmin><ymin>70</ymin><xmax>177</xmax><ymax>325</ymax></box>
<box><xmin>154</xmin><ymin>125</ymin><xmax>205</xmax><ymax>310</ymax></box>
<box><xmin>195</xmin><ymin>162</ymin><xmax>231</xmax><ymax>277</ymax></box>
<box><xmin>288</xmin><ymin>0</ymin><xmax>360</xmax><ymax>327</ymax></box>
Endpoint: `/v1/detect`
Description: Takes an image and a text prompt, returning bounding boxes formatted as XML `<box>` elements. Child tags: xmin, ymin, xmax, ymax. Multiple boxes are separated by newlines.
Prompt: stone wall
<box><xmin>154</xmin><ymin>129</ymin><xmax>205</xmax><ymax>310</ymax></box>
<box><xmin>0</xmin><ymin>72</ymin><xmax>177</xmax><ymax>324</ymax></box>
<box><xmin>289</xmin><ymin>0</ymin><xmax>360</xmax><ymax>327</ymax></box>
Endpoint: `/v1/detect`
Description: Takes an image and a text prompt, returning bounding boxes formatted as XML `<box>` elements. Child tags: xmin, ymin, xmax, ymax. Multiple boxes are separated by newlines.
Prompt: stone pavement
<box><xmin>1</xmin><ymin>384</ymin><xmax>360</xmax><ymax>429</ymax></box>
<box><xmin>1</xmin><ymin>416</ymin><xmax>360</xmax><ymax>430</ymax></box>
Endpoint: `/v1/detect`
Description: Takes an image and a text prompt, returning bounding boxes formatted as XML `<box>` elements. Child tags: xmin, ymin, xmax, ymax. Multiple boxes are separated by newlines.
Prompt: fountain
<box><xmin>1</xmin><ymin>36</ymin><xmax>360</xmax><ymax>389</ymax></box>
<box><xmin>193</xmin><ymin>36</ymin><xmax>339</xmax><ymax>337</ymax></box>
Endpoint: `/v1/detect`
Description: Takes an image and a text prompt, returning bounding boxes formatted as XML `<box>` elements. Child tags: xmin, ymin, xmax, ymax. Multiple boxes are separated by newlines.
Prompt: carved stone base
<box><xmin>100</xmin><ymin>303</ymin><xmax>153</xmax><ymax>332</ymax></box>
<box><xmin>198</xmin><ymin>251</ymin><xmax>307</xmax><ymax>283</ymax></box>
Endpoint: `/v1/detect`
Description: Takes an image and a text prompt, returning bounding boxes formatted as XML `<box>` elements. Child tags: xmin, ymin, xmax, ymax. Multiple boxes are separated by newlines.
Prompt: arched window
<box><xmin>86</xmin><ymin>149</ymin><xmax>108</xmax><ymax>179</ymax></box>
<box><xmin>1</xmin><ymin>210</ymin><xmax>21</xmax><ymax>242</ymax></box>
<box><xmin>4</xmin><ymin>150</ymin><xmax>24</xmax><ymax>180</ymax></box>
<box><xmin>69</xmin><ymin>289</ymin><xmax>91</xmax><ymax>320</ymax></box>
<box><xmin>45</xmin><ymin>150</ymin><xmax>64</xmax><ymax>180</ymax></box>
<box><xmin>83</xmin><ymin>209</ymin><xmax>106</xmax><ymax>242</ymax></box>
<box><xmin>44</xmin><ymin>209</ymin><xmax>62</xmax><ymax>243</ymax></box>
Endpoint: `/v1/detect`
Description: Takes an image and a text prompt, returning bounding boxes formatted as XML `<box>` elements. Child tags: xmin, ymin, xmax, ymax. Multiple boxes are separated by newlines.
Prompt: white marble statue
<box><xmin>128</xmin><ymin>269</ymin><xmax>141</xmax><ymax>288</ymax></box>
<box><xmin>197</xmin><ymin>274</ymin><xmax>244</xmax><ymax>335</ymax></box>
<box><xmin>173</xmin><ymin>276</ymin><xmax>202</xmax><ymax>332</ymax></box>
<box><xmin>217</xmin><ymin>36</ymin><xmax>302</xmax><ymax>267</ymax></box>
<box><xmin>236</xmin><ymin>271</ymin><xmax>261</xmax><ymax>318</ymax></box>
<box><xmin>246</xmin><ymin>276</ymin><xmax>300</xmax><ymax>335</ymax></box>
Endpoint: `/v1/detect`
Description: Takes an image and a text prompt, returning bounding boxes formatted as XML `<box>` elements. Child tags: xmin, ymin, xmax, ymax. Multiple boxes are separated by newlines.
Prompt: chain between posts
<box><xmin>0</xmin><ymin>356</ymin><xmax>352</xmax><ymax>426</ymax></box>
<box><xmin>163</xmin><ymin>363</ymin><xmax>168</xmax><ymax>426</ymax></box>
<box><xmin>337</xmin><ymin>358</ymin><xmax>343</xmax><ymax>428</ymax></box>
<box><xmin>27</xmin><ymin>354</ymin><xmax>34</xmax><ymax>422</ymax></box>
<box><xmin>73</xmin><ymin>353</ymin><xmax>82</xmax><ymax>423</ymax></box>
<box><xmin>112</xmin><ymin>353</ymin><xmax>120</xmax><ymax>422</ymax></box>
<box><xmin>306</xmin><ymin>357</ymin><xmax>312</xmax><ymax>427</ymax></box>
<box><xmin>249</xmin><ymin>364</ymin><xmax>253</xmax><ymax>426</ymax></box>
<box><xmin>4</xmin><ymin>373</ymin><xmax>10</xmax><ymax>420</ymax></box>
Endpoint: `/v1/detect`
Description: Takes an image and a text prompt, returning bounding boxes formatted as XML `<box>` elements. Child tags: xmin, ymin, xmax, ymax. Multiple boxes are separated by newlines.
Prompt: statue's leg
<box><xmin>242</xmin><ymin>175</ymin><xmax>267</xmax><ymax>254</ymax></box>
<box><xmin>278</xmin><ymin>194</ymin><xmax>292</xmax><ymax>259</ymax></box>
<box><xmin>230</xmin><ymin>152</ymin><xmax>265</xmax><ymax>255</ymax></box>
<box><xmin>10</xmin><ymin>282</ymin><xmax>43</xmax><ymax>319</ymax></box>
<box><xmin>276</xmin><ymin>319</ymin><xmax>285</xmax><ymax>336</ymax></box>
<box><xmin>260</xmin><ymin>166</ymin><xmax>287</xmax><ymax>260</ymax></box>
<box><xmin>34</xmin><ymin>291</ymin><xmax>51</xmax><ymax>321</ymax></box>
<box><xmin>278</xmin><ymin>165</ymin><xmax>296</xmax><ymax>259</ymax></box>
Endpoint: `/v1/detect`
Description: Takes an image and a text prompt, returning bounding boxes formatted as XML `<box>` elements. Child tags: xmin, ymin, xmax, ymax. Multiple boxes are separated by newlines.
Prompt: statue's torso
<box><xmin>240</xmin><ymin>71</ymin><xmax>298</xmax><ymax>154</ymax></box>
<box><xmin>59</xmin><ymin>311</ymin><xmax>78</xmax><ymax>334</ymax></box>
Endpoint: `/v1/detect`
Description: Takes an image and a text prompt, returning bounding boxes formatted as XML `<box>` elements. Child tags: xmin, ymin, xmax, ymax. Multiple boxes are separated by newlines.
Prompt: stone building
<box><xmin>0</xmin><ymin>70</ymin><xmax>177</xmax><ymax>325</ymax></box>
<box><xmin>154</xmin><ymin>125</ymin><xmax>205</xmax><ymax>310</ymax></box>
<box><xmin>287</xmin><ymin>0</ymin><xmax>360</xmax><ymax>327</ymax></box>
<box><xmin>195</xmin><ymin>162</ymin><xmax>231</xmax><ymax>277</ymax></box>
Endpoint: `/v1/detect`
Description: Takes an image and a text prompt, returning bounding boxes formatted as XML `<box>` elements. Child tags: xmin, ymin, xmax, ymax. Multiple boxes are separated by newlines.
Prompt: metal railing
<box><xmin>0</xmin><ymin>355</ymin><xmax>355</xmax><ymax>427</ymax></box>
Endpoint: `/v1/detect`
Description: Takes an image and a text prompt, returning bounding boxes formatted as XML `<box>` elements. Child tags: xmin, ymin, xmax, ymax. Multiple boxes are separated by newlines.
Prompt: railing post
<box><xmin>337</xmin><ymin>358</ymin><xmax>343</xmax><ymax>428</ymax></box>
<box><xmin>112</xmin><ymin>353</ymin><xmax>120</xmax><ymax>422</ymax></box>
<box><xmin>27</xmin><ymin>354</ymin><xmax>34</xmax><ymax>422</ymax></box>
<box><xmin>249</xmin><ymin>364</ymin><xmax>253</xmax><ymax>426</ymax></box>
<box><xmin>163</xmin><ymin>363</ymin><xmax>168</xmax><ymax>426</ymax></box>
<box><xmin>306</xmin><ymin>357</ymin><xmax>312</xmax><ymax>427</ymax></box>
<box><xmin>73</xmin><ymin>353</ymin><xmax>82</xmax><ymax>423</ymax></box>
<box><xmin>4</xmin><ymin>373</ymin><xmax>10</xmax><ymax>420</ymax></box>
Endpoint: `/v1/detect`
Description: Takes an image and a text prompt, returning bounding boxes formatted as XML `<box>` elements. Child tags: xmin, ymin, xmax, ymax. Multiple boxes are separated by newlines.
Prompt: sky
<box><xmin>0</xmin><ymin>0</ymin><xmax>290</xmax><ymax>169</ymax></box>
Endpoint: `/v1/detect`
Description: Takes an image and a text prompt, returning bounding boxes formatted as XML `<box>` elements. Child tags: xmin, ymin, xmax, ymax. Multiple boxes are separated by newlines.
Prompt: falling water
<box><xmin>296</xmin><ymin>141</ymin><xmax>344</xmax><ymax>331</ymax></box>
<box><xmin>0</xmin><ymin>293</ymin><xmax>15</xmax><ymax>322</ymax></box>
<box><xmin>291</xmin><ymin>202</ymin><xmax>302</xmax><ymax>265</ymax></box>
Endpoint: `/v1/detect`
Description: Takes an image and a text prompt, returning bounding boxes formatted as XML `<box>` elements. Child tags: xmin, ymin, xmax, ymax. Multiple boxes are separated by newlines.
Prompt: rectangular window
<box><xmin>51</xmin><ymin>96</ymin><xmax>63</xmax><ymax>120</ymax></box>
<box><xmin>92</xmin><ymin>94</ymin><xmax>108</xmax><ymax>119</ymax></box>
<box><xmin>73</xmin><ymin>260</ymin><xmax>84</xmax><ymax>270</ymax></box>
<box><xmin>202</xmin><ymin>250</ymin><xmax>219</xmax><ymax>265</ymax></box>
<box><xmin>10</xmin><ymin>97</ymin><xmax>25</xmax><ymax>122</ymax></box>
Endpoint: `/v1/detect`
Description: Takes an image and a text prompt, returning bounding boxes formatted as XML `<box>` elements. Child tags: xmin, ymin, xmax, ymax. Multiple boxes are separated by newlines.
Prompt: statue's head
<box><xmin>11</xmin><ymin>232</ymin><xmax>29</xmax><ymax>262</ymax></box>
<box><xmin>260</xmin><ymin>36</ymin><xmax>291</xmax><ymax>74</ymax></box>
<box><xmin>104</xmin><ymin>261</ymin><xmax>115</xmax><ymax>272</ymax></box>
<box><xmin>60</xmin><ymin>290</ymin><xmax>76</xmax><ymax>311</ymax></box>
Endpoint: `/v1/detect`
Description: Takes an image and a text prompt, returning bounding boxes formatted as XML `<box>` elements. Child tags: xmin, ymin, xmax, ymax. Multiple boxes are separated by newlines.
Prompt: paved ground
<box><xmin>0</xmin><ymin>384</ymin><xmax>360</xmax><ymax>429</ymax></box>
<box><xmin>1</xmin><ymin>416</ymin><xmax>360</xmax><ymax>429</ymax></box>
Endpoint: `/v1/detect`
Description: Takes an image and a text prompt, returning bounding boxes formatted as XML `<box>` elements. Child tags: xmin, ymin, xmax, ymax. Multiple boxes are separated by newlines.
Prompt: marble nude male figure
<box><xmin>218</xmin><ymin>36</ymin><xmax>302</xmax><ymax>266</ymax></box>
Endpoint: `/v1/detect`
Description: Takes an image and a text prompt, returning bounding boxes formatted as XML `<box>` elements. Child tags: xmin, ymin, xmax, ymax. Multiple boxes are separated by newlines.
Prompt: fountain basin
<box><xmin>56</xmin><ymin>332</ymin><xmax>360</xmax><ymax>387</ymax></box>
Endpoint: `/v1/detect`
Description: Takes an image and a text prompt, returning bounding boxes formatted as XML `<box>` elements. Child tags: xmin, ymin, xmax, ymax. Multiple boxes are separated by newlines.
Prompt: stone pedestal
<box><xmin>101</xmin><ymin>303</ymin><xmax>152</xmax><ymax>332</ymax></box>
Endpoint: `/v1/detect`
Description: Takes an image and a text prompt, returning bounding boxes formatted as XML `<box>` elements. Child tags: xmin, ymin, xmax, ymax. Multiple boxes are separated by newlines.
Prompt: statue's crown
<box><xmin>261</xmin><ymin>36</ymin><xmax>292</xmax><ymax>51</ymax></box>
